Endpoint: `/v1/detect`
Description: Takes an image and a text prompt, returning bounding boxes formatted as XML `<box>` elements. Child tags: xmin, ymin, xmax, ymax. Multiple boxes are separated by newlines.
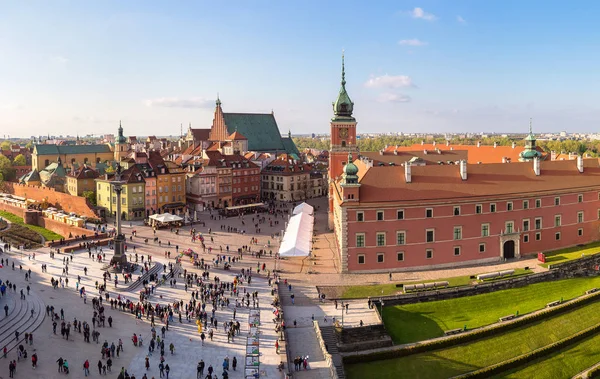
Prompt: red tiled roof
<box><xmin>360</xmin><ymin>150</ymin><xmax>468</xmax><ymax>166</ymax></box>
<box><xmin>381</xmin><ymin>144</ymin><xmax>547</xmax><ymax>164</ymax></box>
<box><xmin>191</xmin><ymin>128</ymin><xmax>211</xmax><ymax>141</ymax></box>
<box><xmin>228</xmin><ymin>131</ymin><xmax>247</xmax><ymax>140</ymax></box>
<box><xmin>345</xmin><ymin>158</ymin><xmax>600</xmax><ymax>204</ymax></box>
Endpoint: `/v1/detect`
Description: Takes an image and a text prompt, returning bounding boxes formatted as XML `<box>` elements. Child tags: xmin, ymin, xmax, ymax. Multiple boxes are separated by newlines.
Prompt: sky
<box><xmin>2</xmin><ymin>0</ymin><xmax>600</xmax><ymax>137</ymax></box>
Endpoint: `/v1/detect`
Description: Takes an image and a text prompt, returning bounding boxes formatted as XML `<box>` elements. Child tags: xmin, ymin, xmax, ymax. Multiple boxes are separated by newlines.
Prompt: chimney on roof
<box><xmin>512</xmin><ymin>142</ymin><xmax>516</xmax><ymax>149</ymax></box>
<box><xmin>568</xmin><ymin>152</ymin><xmax>574</xmax><ymax>160</ymax></box>
<box><xmin>405</xmin><ymin>162</ymin><xmax>412</xmax><ymax>183</ymax></box>
<box><xmin>477</xmin><ymin>141</ymin><xmax>481</xmax><ymax>148</ymax></box>
<box><xmin>421</xmin><ymin>140</ymin><xmax>424</xmax><ymax>145</ymax></box>
<box><xmin>379</xmin><ymin>150</ymin><xmax>383</xmax><ymax>155</ymax></box>
<box><xmin>423</xmin><ymin>150</ymin><xmax>428</xmax><ymax>155</ymax></box>
<box><xmin>450</xmin><ymin>147</ymin><xmax>454</xmax><ymax>151</ymax></box>
<box><xmin>366</xmin><ymin>159</ymin><xmax>373</xmax><ymax>169</ymax></box>
<box><xmin>502</xmin><ymin>157</ymin><xmax>507</xmax><ymax>163</ymax></box>
<box><xmin>533</xmin><ymin>157</ymin><xmax>541</xmax><ymax>176</ymax></box>
<box><xmin>577</xmin><ymin>155</ymin><xmax>584</xmax><ymax>173</ymax></box>
<box><xmin>437</xmin><ymin>149</ymin><xmax>441</xmax><ymax>154</ymax></box>
<box><xmin>459</xmin><ymin>160</ymin><xmax>467</xmax><ymax>180</ymax></box>
<box><xmin>551</xmin><ymin>151</ymin><xmax>557</xmax><ymax>161</ymax></box>
<box><xmin>433</xmin><ymin>141</ymin><xmax>436</xmax><ymax>146</ymax></box>
<box><xmin>393</xmin><ymin>149</ymin><xmax>398</xmax><ymax>155</ymax></box>
<box><xmin>493</xmin><ymin>142</ymin><xmax>497</xmax><ymax>148</ymax></box>
<box><xmin>446</xmin><ymin>140</ymin><xmax>450</xmax><ymax>146</ymax></box>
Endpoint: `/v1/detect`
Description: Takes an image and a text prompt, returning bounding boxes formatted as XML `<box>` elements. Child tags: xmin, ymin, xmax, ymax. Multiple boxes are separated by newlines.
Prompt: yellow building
<box><xmin>147</xmin><ymin>151</ymin><xmax>186</xmax><ymax>215</ymax></box>
<box><xmin>32</xmin><ymin>144</ymin><xmax>113</xmax><ymax>171</ymax></box>
<box><xmin>95</xmin><ymin>166</ymin><xmax>146</xmax><ymax>220</ymax></box>
<box><xmin>66</xmin><ymin>165</ymin><xmax>100</xmax><ymax>196</ymax></box>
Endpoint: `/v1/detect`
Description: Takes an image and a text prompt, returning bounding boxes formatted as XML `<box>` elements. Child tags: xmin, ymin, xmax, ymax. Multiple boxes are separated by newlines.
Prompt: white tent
<box><xmin>278</xmin><ymin>212</ymin><xmax>314</xmax><ymax>257</ymax></box>
<box><xmin>292</xmin><ymin>202</ymin><xmax>314</xmax><ymax>216</ymax></box>
<box><xmin>149</xmin><ymin>213</ymin><xmax>184</xmax><ymax>224</ymax></box>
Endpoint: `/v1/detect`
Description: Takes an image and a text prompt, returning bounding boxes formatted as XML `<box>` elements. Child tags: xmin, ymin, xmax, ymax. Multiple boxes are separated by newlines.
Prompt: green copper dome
<box><xmin>342</xmin><ymin>153</ymin><xmax>359</xmax><ymax>184</ymax></box>
<box><xmin>332</xmin><ymin>54</ymin><xmax>355</xmax><ymax>121</ymax></box>
<box><xmin>519</xmin><ymin>118</ymin><xmax>542</xmax><ymax>161</ymax></box>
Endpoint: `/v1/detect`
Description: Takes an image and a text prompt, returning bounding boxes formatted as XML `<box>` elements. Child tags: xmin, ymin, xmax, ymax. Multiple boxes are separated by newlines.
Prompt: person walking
<box><xmin>83</xmin><ymin>359</ymin><xmax>90</xmax><ymax>376</ymax></box>
<box><xmin>165</xmin><ymin>363</ymin><xmax>170</xmax><ymax>379</ymax></box>
<box><xmin>232</xmin><ymin>356</ymin><xmax>237</xmax><ymax>371</ymax></box>
<box><xmin>145</xmin><ymin>356</ymin><xmax>150</xmax><ymax>370</ymax></box>
<box><xmin>198</xmin><ymin>359</ymin><xmax>205</xmax><ymax>378</ymax></box>
<box><xmin>97</xmin><ymin>359</ymin><xmax>103</xmax><ymax>375</ymax></box>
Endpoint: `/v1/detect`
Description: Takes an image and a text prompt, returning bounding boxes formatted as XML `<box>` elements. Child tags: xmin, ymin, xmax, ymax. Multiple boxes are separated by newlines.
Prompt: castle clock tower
<box><xmin>329</xmin><ymin>53</ymin><xmax>359</xmax><ymax>229</ymax></box>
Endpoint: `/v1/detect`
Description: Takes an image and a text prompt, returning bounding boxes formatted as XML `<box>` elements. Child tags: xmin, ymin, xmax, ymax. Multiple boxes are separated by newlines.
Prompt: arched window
<box><xmin>341</xmin><ymin>141</ymin><xmax>346</xmax><ymax>147</ymax></box>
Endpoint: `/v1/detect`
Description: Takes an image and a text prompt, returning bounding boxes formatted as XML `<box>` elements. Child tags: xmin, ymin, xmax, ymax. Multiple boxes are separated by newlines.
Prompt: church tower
<box><xmin>329</xmin><ymin>53</ymin><xmax>359</xmax><ymax>227</ymax></box>
<box><xmin>114</xmin><ymin>121</ymin><xmax>130</xmax><ymax>161</ymax></box>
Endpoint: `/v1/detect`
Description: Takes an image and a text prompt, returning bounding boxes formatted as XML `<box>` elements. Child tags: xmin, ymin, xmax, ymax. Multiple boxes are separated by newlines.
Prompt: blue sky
<box><xmin>2</xmin><ymin>0</ymin><xmax>600</xmax><ymax>137</ymax></box>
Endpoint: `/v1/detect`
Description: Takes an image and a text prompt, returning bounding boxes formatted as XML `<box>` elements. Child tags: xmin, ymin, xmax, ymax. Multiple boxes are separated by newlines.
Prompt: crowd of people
<box><xmin>0</xmin><ymin>202</ymin><xmax>306</xmax><ymax>379</ymax></box>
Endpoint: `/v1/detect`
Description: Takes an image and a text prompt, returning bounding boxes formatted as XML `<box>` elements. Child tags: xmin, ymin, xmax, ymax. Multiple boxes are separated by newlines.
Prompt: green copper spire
<box><xmin>332</xmin><ymin>51</ymin><xmax>355</xmax><ymax>121</ymax></box>
<box><xmin>520</xmin><ymin>117</ymin><xmax>541</xmax><ymax>161</ymax></box>
<box><xmin>116</xmin><ymin>120</ymin><xmax>126</xmax><ymax>144</ymax></box>
<box><xmin>216</xmin><ymin>93</ymin><xmax>221</xmax><ymax>107</ymax></box>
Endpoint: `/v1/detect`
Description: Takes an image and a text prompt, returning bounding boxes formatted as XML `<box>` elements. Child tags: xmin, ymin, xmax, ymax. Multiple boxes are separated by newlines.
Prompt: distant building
<box><xmin>66</xmin><ymin>165</ymin><xmax>100</xmax><ymax>196</ymax></box>
<box><xmin>95</xmin><ymin>166</ymin><xmax>146</xmax><ymax>221</ymax></box>
<box><xmin>207</xmin><ymin>97</ymin><xmax>300</xmax><ymax>157</ymax></box>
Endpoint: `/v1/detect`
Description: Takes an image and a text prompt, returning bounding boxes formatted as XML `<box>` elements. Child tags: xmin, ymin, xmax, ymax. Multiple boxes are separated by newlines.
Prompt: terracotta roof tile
<box><xmin>382</xmin><ymin>144</ymin><xmax>547</xmax><ymax>164</ymax></box>
<box><xmin>347</xmin><ymin>158</ymin><xmax>600</xmax><ymax>204</ymax></box>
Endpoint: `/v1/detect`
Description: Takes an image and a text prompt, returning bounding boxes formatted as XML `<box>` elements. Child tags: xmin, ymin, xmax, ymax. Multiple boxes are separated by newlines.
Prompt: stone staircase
<box><xmin>122</xmin><ymin>262</ymin><xmax>181</xmax><ymax>293</ymax></box>
<box><xmin>280</xmin><ymin>284</ymin><xmax>321</xmax><ymax>306</ymax></box>
<box><xmin>320</xmin><ymin>325</ymin><xmax>346</xmax><ymax>379</ymax></box>
<box><xmin>123</xmin><ymin>262</ymin><xmax>162</xmax><ymax>292</ymax></box>
<box><xmin>0</xmin><ymin>291</ymin><xmax>46</xmax><ymax>356</ymax></box>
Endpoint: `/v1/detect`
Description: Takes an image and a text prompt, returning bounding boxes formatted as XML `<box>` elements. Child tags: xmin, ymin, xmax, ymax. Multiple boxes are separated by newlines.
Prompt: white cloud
<box><xmin>50</xmin><ymin>55</ymin><xmax>69</xmax><ymax>65</ymax></box>
<box><xmin>378</xmin><ymin>93</ymin><xmax>411</xmax><ymax>103</ymax></box>
<box><xmin>365</xmin><ymin>75</ymin><xmax>416</xmax><ymax>89</ymax></box>
<box><xmin>410</xmin><ymin>7</ymin><xmax>437</xmax><ymax>21</ymax></box>
<box><xmin>145</xmin><ymin>97</ymin><xmax>214</xmax><ymax>109</ymax></box>
<box><xmin>398</xmin><ymin>39</ymin><xmax>427</xmax><ymax>46</ymax></box>
<box><xmin>457</xmin><ymin>16</ymin><xmax>466</xmax><ymax>24</ymax></box>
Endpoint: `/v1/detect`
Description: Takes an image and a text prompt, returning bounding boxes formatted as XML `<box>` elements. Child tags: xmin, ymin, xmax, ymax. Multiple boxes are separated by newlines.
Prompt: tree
<box><xmin>105</xmin><ymin>165</ymin><xmax>115</xmax><ymax>174</ymax></box>
<box><xmin>0</xmin><ymin>141</ymin><xmax>10</xmax><ymax>151</ymax></box>
<box><xmin>0</xmin><ymin>155</ymin><xmax>15</xmax><ymax>181</ymax></box>
<box><xmin>25</xmin><ymin>142</ymin><xmax>33</xmax><ymax>149</ymax></box>
<box><xmin>12</xmin><ymin>154</ymin><xmax>26</xmax><ymax>166</ymax></box>
<box><xmin>82</xmin><ymin>190</ymin><xmax>97</xmax><ymax>206</ymax></box>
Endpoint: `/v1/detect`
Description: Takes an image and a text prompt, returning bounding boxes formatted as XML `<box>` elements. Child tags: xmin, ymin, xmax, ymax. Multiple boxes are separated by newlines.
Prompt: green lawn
<box><xmin>540</xmin><ymin>241</ymin><xmax>600</xmax><ymax>268</ymax></box>
<box><xmin>0</xmin><ymin>210</ymin><xmax>63</xmax><ymax>241</ymax></box>
<box><xmin>382</xmin><ymin>276</ymin><xmax>600</xmax><ymax>344</ymax></box>
<box><xmin>493</xmin><ymin>332</ymin><xmax>600</xmax><ymax>378</ymax></box>
<box><xmin>340</xmin><ymin>268</ymin><xmax>532</xmax><ymax>299</ymax></box>
<box><xmin>347</xmin><ymin>299</ymin><xmax>600</xmax><ymax>379</ymax></box>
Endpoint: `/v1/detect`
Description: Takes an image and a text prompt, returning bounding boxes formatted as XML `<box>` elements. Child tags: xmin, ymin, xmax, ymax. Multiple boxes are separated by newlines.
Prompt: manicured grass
<box><xmin>347</xmin><ymin>298</ymin><xmax>600</xmax><ymax>379</ymax></box>
<box><xmin>340</xmin><ymin>268</ymin><xmax>532</xmax><ymax>299</ymax></box>
<box><xmin>0</xmin><ymin>210</ymin><xmax>63</xmax><ymax>241</ymax></box>
<box><xmin>492</xmin><ymin>331</ymin><xmax>600</xmax><ymax>379</ymax></box>
<box><xmin>382</xmin><ymin>276</ymin><xmax>600</xmax><ymax>344</ymax></box>
<box><xmin>540</xmin><ymin>241</ymin><xmax>600</xmax><ymax>268</ymax></box>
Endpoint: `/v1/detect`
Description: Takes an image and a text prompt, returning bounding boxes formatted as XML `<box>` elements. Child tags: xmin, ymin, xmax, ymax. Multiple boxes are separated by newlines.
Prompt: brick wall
<box><xmin>5</xmin><ymin>183</ymin><xmax>96</xmax><ymax>218</ymax></box>
<box><xmin>38</xmin><ymin>217</ymin><xmax>96</xmax><ymax>238</ymax></box>
<box><xmin>0</xmin><ymin>202</ymin><xmax>95</xmax><ymax>241</ymax></box>
<box><xmin>0</xmin><ymin>202</ymin><xmax>26</xmax><ymax>218</ymax></box>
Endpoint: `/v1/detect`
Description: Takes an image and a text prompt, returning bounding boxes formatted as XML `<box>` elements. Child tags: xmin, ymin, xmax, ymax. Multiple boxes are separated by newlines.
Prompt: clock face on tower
<box><xmin>338</xmin><ymin>128</ymin><xmax>348</xmax><ymax>139</ymax></box>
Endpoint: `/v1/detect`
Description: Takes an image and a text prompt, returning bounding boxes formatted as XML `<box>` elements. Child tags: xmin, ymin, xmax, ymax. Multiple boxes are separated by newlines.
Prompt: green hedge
<box><xmin>344</xmin><ymin>290</ymin><xmax>600</xmax><ymax>364</ymax></box>
<box><xmin>453</xmin><ymin>322</ymin><xmax>600</xmax><ymax>378</ymax></box>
